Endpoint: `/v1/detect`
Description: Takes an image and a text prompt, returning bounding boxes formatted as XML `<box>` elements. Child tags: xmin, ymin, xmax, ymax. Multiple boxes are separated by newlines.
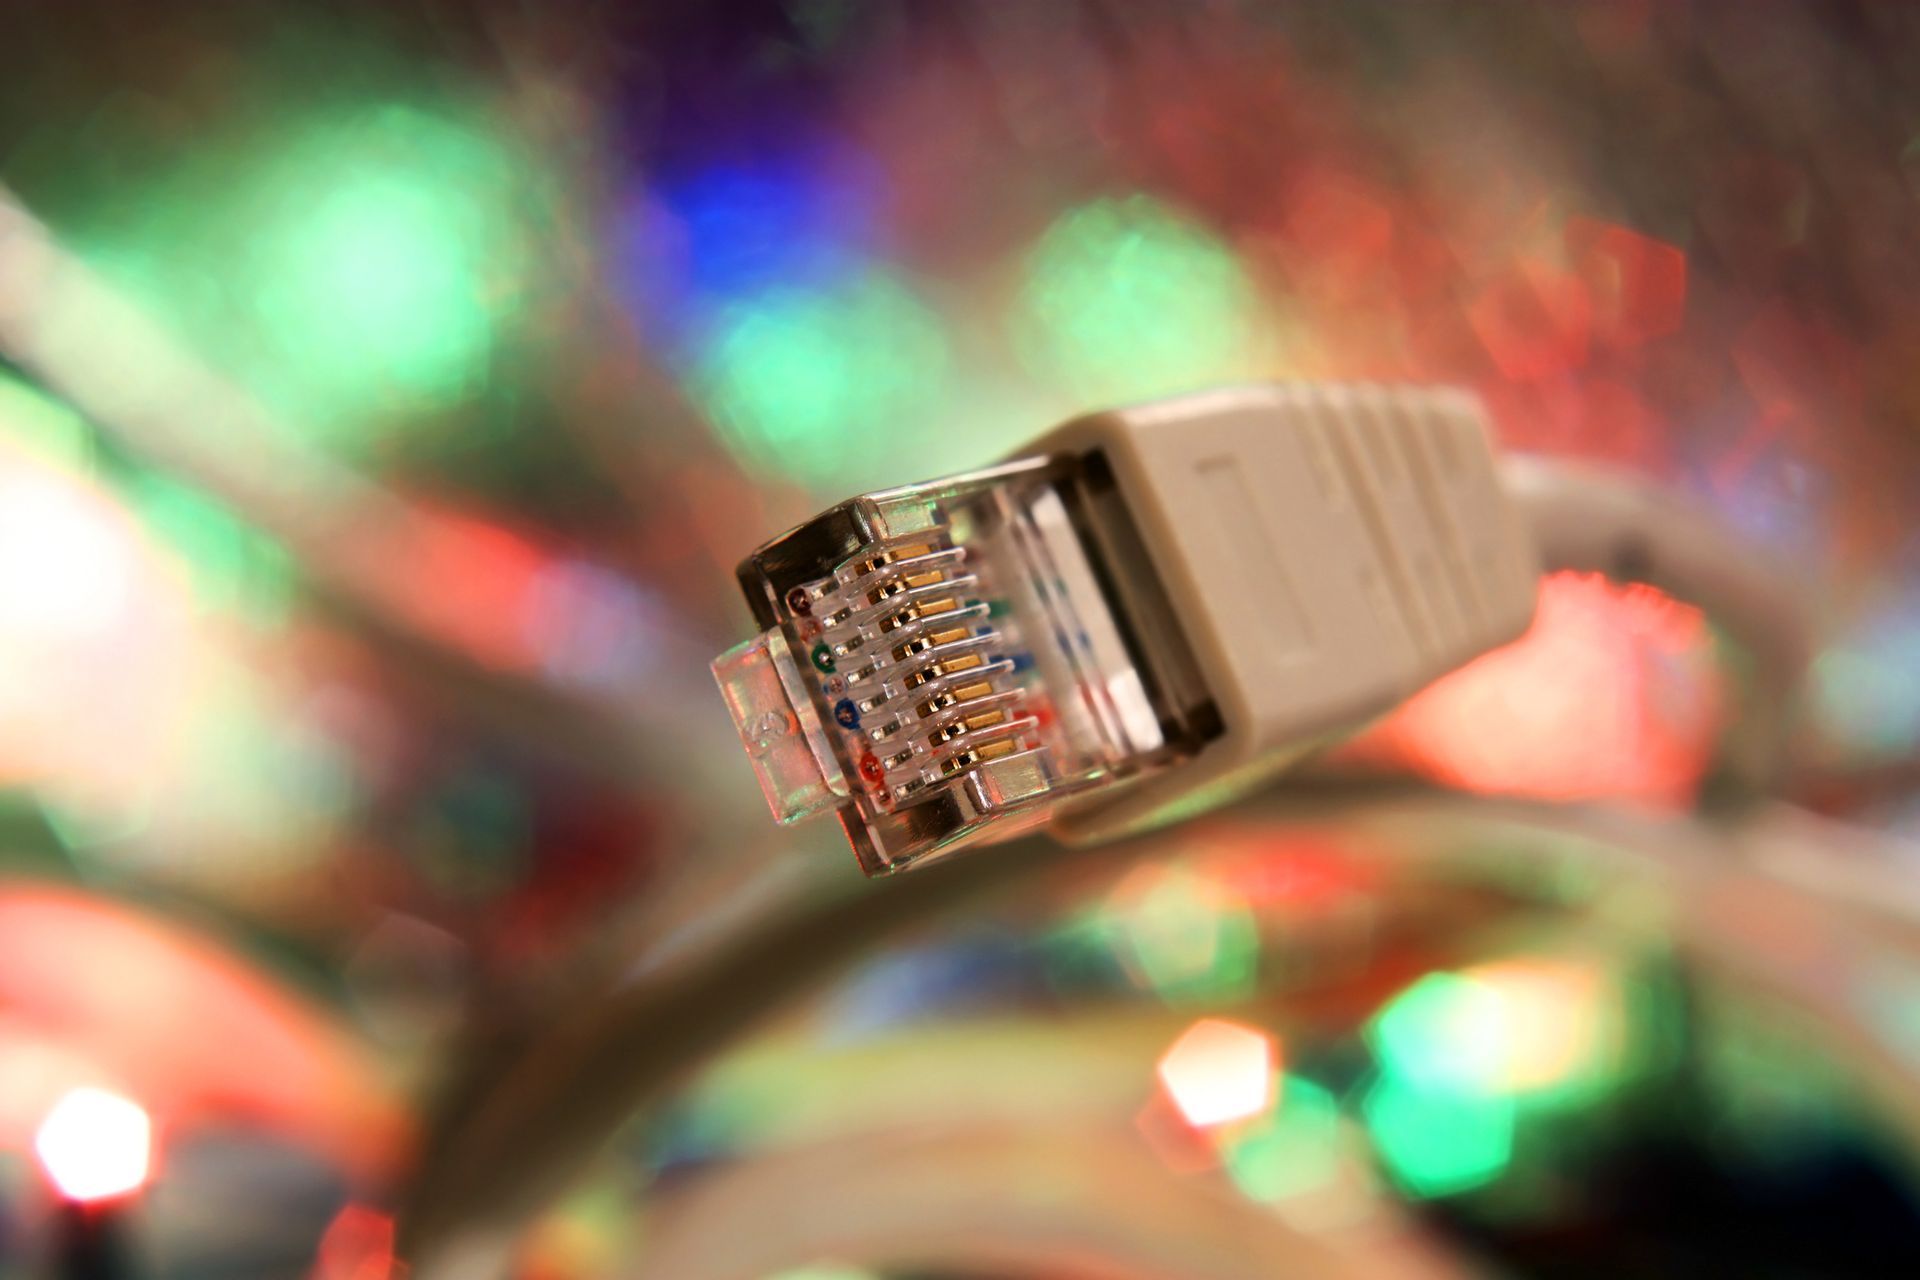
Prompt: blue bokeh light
<box><xmin>620</xmin><ymin>143</ymin><xmax>884</xmax><ymax>347</ymax></box>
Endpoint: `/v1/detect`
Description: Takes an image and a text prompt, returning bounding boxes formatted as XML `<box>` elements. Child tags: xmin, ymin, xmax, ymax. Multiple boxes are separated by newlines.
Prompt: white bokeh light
<box><xmin>1155</xmin><ymin>1018</ymin><xmax>1278</xmax><ymax>1129</ymax></box>
<box><xmin>33</xmin><ymin>1087</ymin><xmax>153</xmax><ymax>1203</ymax></box>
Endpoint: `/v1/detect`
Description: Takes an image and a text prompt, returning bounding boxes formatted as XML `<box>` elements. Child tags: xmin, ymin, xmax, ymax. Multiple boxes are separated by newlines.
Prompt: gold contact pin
<box><xmin>928</xmin><ymin>708</ymin><xmax>1008</xmax><ymax>747</ymax></box>
<box><xmin>940</xmin><ymin>735</ymin><xmax>1020</xmax><ymax>776</ymax></box>
<box><xmin>916</xmin><ymin>678</ymin><xmax>995</xmax><ymax>718</ymax></box>
<box><xmin>903</xmin><ymin>651</ymin><xmax>985</xmax><ymax>690</ymax></box>
<box><xmin>881</xmin><ymin>596</ymin><xmax>958</xmax><ymax>632</ymax></box>
<box><xmin>868</xmin><ymin>569</ymin><xmax>947</xmax><ymax>605</ymax></box>
<box><xmin>892</xmin><ymin>625</ymin><xmax>970</xmax><ymax>662</ymax></box>
<box><xmin>858</xmin><ymin>543</ymin><xmax>933</xmax><ymax>576</ymax></box>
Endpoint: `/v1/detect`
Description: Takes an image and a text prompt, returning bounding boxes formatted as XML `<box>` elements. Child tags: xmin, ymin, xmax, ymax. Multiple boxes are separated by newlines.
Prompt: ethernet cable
<box><xmin>400</xmin><ymin>382</ymin><xmax>1813</xmax><ymax>1273</ymax></box>
<box><xmin>712</xmin><ymin>381</ymin><xmax>1809</xmax><ymax>876</ymax></box>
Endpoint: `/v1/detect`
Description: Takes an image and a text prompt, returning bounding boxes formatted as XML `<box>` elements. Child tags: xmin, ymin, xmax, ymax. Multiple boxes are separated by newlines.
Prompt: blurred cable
<box><xmin>396</xmin><ymin>821</ymin><xmax>1074</xmax><ymax>1275</ymax></box>
<box><xmin>0</xmin><ymin>183</ymin><xmax>741</xmax><ymax>800</ymax></box>
<box><xmin>623</xmin><ymin>1121</ymin><xmax>1472</xmax><ymax>1280</ymax></box>
<box><xmin>1501</xmin><ymin>455</ymin><xmax>1815</xmax><ymax>804</ymax></box>
<box><xmin>394</xmin><ymin>778</ymin><xmax>1920</xmax><ymax>1277</ymax></box>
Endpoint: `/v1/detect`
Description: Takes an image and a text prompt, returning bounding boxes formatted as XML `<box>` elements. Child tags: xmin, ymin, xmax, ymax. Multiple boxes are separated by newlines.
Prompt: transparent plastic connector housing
<box><xmin>713</xmin><ymin>455</ymin><xmax>1212</xmax><ymax>875</ymax></box>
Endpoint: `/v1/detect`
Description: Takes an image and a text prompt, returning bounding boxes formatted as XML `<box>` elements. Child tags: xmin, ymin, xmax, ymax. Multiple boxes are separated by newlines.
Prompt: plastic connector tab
<box><xmin>713</xmin><ymin>383</ymin><xmax>1539</xmax><ymax>874</ymax></box>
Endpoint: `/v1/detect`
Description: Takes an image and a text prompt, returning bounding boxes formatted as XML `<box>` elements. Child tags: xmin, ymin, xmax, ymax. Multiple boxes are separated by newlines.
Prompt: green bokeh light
<box><xmin>67</xmin><ymin>103</ymin><xmax>535</xmax><ymax>451</ymax></box>
<box><xmin>1369</xmin><ymin>963</ymin><xmax>1626</xmax><ymax>1109</ymax></box>
<box><xmin>1363</xmin><ymin>1075</ymin><xmax>1515</xmax><ymax>1198</ymax></box>
<box><xmin>1017</xmin><ymin>194</ymin><xmax>1268</xmax><ymax>404</ymax></box>
<box><xmin>695</xmin><ymin>271</ymin><xmax>950</xmax><ymax>489</ymax></box>
<box><xmin>260</xmin><ymin>178</ymin><xmax>487</xmax><ymax>391</ymax></box>
<box><xmin>1368</xmin><ymin>973</ymin><xmax>1510</xmax><ymax>1096</ymax></box>
<box><xmin>1224</xmin><ymin>1075</ymin><xmax>1343</xmax><ymax>1203</ymax></box>
<box><xmin>246</xmin><ymin>107</ymin><xmax>526</xmax><ymax>426</ymax></box>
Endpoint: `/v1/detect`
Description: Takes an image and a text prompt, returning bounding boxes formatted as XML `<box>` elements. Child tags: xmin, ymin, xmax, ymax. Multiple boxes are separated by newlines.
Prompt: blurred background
<box><xmin>3</xmin><ymin>0</ymin><xmax>1920</xmax><ymax>1276</ymax></box>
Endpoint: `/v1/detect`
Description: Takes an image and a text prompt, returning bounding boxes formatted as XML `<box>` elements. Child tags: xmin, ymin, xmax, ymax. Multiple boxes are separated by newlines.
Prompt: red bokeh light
<box><xmin>1468</xmin><ymin>261</ymin><xmax>1594</xmax><ymax>381</ymax></box>
<box><xmin>1347</xmin><ymin>572</ymin><xmax>1721</xmax><ymax>807</ymax></box>
<box><xmin>315</xmin><ymin>1204</ymin><xmax>399</xmax><ymax>1280</ymax></box>
<box><xmin>1567</xmin><ymin>217</ymin><xmax>1688</xmax><ymax>348</ymax></box>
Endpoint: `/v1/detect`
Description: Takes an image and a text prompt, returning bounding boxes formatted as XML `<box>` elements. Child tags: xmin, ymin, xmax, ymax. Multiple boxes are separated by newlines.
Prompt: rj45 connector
<box><xmin>713</xmin><ymin>384</ymin><xmax>1538</xmax><ymax>875</ymax></box>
